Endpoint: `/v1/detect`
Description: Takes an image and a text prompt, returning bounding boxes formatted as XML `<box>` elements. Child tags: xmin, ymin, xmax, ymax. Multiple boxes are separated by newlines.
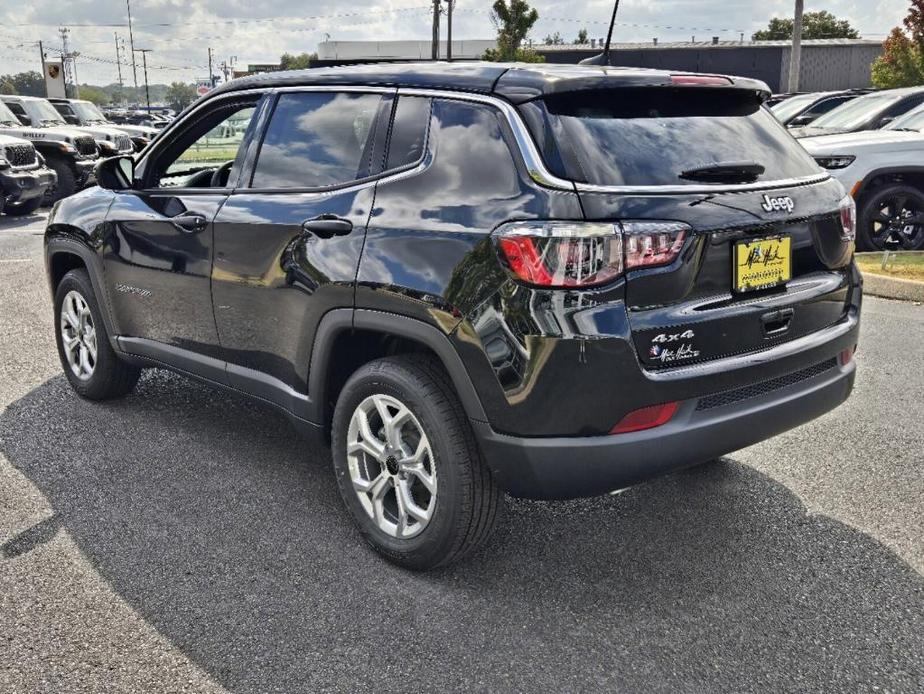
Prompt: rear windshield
<box><xmin>519</xmin><ymin>88</ymin><xmax>821</xmax><ymax>187</ymax></box>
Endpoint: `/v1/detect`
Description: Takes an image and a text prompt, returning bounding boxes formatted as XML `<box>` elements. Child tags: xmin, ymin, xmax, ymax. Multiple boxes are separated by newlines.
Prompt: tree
<box><xmin>574</xmin><ymin>28</ymin><xmax>588</xmax><ymax>44</ymax></box>
<box><xmin>279</xmin><ymin>52</ymin><xmax>317</xmax><ymax>70</ymax></box>
<box><xmin>483</xmin><ymin>0</ymin><xmax>542</xmax><ymax>62</ymax></box>
<box><xmin>165</xmin><ymin>82</ymin><xmax>197</xmax><ymax>112</ymax></box>
<box><xmin>543</xmin><ymin>31</ymin><xmax>564</xmax><ymax>45</ymax></box>
<box><xmin>0</xmin><ymin>71</ymin><xmax>45</xmax><ymax>97</ymax></box>
<box><xmin>752</xmin><ymin>10</ymin><xmax>860</xmax><ymax>41</ymax></box>
<box><xmin>0</xmin><ymin>80</ymin><xmax>15</xmax><ymax>95</ymax></box>
<box><xmin>77</xmin><ymin>85</ymin><xmax>110</xmax><ymax>106</ymax></box>
<box><xmin>872</xmin><ymin>1</ymin><xmax>924</xmax><ymax>88</ymax></box>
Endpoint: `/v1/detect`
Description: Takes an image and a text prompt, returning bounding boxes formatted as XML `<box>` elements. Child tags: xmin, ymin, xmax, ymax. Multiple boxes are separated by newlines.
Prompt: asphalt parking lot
<box><xmin>1</xmin><ymin>211</ymin><xmax>922</xmax><ymax>693</ymax></box>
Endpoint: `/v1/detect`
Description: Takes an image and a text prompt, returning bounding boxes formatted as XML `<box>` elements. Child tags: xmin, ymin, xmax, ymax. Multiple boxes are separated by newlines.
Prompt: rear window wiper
<box><xmin>680</xmin><ymin>161</ymin><xmax>766</xmax><ymax>183</ymax></box>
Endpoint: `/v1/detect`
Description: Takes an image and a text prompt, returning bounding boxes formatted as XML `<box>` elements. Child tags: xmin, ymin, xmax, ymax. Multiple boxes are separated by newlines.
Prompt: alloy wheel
<box><xmin>868</xmin><ymin>194</ymin><xmax>924</xmax><ymax>250</ymax></box>
<box><xmin>346</xmin><ymin>394</ymin><xmax>437</xmax><ymax>539</ymax></box>
<box><xmin>60</xmin><ymin>290</ymin><xmax>97</xmax><ymax>380</ymax></box>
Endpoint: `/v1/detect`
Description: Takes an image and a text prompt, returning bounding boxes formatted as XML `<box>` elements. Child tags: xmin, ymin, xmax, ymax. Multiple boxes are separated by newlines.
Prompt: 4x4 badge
<box><xmin>760</xmin><ymin>194</ymin><xmax>795</xmax><ymax>214</ymax></box>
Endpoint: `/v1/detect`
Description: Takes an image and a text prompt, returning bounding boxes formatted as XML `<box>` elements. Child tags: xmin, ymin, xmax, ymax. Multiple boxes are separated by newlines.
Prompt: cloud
<box><xmin>0</xmin><ymin>0</ymin><xmax>911</xmax><ymax>85</ymax></box>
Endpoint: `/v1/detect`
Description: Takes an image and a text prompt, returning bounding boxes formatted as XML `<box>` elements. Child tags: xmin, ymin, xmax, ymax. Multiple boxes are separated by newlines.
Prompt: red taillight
<box><xmin>623</xmin><ymin>222</ymin><xmax>687</xmax><ymax>270</ymax></box>
<box><xmin>839</xmin><ymin>195</ymin><xmax>857</xmax><ymax>242</ymax></box>
<box><xmin>670</xmin><ymin>74</ymin><xmax>733</xmax><ymax>86</ymax></box>
<box><xmin>494</xmin><ymin>221</ymin><xmax>688</xmax><ymax>288</ymax></box>
<box><xmin>611</xmin><ymin>402</ymin><xmax>680</xmax><ymax>434</ymax></box>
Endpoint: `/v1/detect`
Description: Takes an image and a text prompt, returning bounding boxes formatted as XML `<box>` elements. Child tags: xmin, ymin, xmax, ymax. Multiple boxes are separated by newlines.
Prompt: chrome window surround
<box><xmin>400</xmin><ymin>87</ymin><xmax>830</xmax><ymax>195</ymax></box>
<box><xmin>152</xmin><ymin>84</ymin><xmax>831</xmax><ymax>196</ymax></box>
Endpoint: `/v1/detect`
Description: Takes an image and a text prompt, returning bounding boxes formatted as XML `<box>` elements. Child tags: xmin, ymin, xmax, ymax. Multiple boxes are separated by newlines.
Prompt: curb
<box><xmin>860</xmin><ymin>272</ymin><xmax>924</xmax><ymax>302</ymax></box>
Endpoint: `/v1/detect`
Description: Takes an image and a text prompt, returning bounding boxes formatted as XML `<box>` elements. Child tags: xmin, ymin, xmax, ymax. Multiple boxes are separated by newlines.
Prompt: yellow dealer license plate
<box><xmin>733</xmin><ymin>236</ymin><xmax>792</xmax><ymax>293</ymax></box>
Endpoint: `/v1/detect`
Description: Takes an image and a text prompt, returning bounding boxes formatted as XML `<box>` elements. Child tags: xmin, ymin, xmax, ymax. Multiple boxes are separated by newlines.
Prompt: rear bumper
<box><xmin>0</xmin><ymin>166</ymin><xmax>56</xmax><ymax>203</ymax></box>
<box><xmin>475</xmin><ymin>313</ymin><xmax>858</xmax><ymax>499</ymax></box>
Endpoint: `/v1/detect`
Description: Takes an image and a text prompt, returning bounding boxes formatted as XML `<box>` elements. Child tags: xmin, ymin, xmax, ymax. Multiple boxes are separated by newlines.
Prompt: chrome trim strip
<box><xmin>399</xmin><ymin>87</ymin><xmax>831</xmax><ymax>195</ymax></box>
<box><xmin>575</xmin><ymin>172</ymin><xmax>831</xmax><ymax>195</ymax></box>
<box><xmin>644</xmin><ymin>311</ymin><xmax>858</xmax><ymax>382</ymax></box>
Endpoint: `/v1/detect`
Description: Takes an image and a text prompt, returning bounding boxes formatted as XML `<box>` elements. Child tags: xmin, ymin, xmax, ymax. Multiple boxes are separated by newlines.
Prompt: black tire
<box><xmin>857</xmin><ymin>184</ymin><xmax>924</xmax><ymax>251</ymax></box>
<box><xmin>3</xmin><ymin>196</ymin><xmax>43</xmax><ymax>216</ymax></box>
<box><xmin>43</xmin><ymin>157</ymin><xmax>77</xmax><ymax>204</ymax></box>
<box><xmin>331</xmin><ymin>355</ymin><xmax>502</xmax><ymax>570</ymax></box>
<box><xmin>54</xmin><ymin>269</ymin><xmax>141</xmax><ymax>400</ymax></box>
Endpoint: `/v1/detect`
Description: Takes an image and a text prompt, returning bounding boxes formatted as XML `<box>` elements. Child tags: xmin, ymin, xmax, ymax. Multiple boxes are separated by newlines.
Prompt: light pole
<box><xmin>787</xmin><ymin>0</ymin><xmax>805</xmax><ymax>92</ymax></box>
<box><xmin>134</xmin><ymin>48</ymin><xmax>152</xmax><ymax>110</ymax></box>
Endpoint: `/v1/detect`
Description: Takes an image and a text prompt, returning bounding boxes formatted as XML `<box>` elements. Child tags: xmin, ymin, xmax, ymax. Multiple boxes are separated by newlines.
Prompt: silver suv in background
<box><xmin>802</xmin><ymin>104</ymin><xmax>924</xmax><ymax>250</ymax></box>
<box><xmin>49</xmin><ymin>98</ymin><xmax>158</xmax><ymax>152</ymax></box>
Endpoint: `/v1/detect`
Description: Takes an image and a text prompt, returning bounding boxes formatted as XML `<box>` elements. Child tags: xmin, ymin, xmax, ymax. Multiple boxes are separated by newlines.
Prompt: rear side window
<box><xmin>521</xmin><ymin>88</ymin><xmax>821</xmax><ymax>187</ymax></box>
<box><xmin>385</xmin><ymin>96</ymin><xmax>431</xmax><ymax>170</ymax></box>
<box><xmin>252</xmin><ymin>92</ymin><xmax>383</xmax><ymax>189</ymax></box>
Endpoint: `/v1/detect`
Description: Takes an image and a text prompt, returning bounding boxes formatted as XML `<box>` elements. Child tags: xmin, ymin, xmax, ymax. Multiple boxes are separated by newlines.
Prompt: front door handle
<box><xmin>171</xmin><ymin>213</ymin><xmax>208</xmax><ymax>233</ymax></box>
<box><xmin>301</xmin><ymin>215</ymin><xmax>353</xmax><ymax>239</ymax></box>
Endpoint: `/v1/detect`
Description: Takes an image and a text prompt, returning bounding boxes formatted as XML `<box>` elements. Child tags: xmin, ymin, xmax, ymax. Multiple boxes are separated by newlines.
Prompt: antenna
<box><xmin>579</xmin><ymin>0</ymin><xmax>620</xmax><ymax>65</ymax></box>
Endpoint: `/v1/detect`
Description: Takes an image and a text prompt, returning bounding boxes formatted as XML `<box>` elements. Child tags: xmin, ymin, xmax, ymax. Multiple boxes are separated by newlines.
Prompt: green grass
<box><xmin>856</xmin><ymin>252</ymin><xmax>924</xmax><ymax>282</ymax></box>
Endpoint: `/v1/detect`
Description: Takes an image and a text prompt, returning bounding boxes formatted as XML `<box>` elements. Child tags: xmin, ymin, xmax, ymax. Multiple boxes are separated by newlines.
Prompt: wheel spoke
<box><xmin>354</xmin><ymin>409</ymin><xmax>386</xmax><ymax>460</ymax></box>
<box><xmin>397</xmin><ymin>478</ymin><xmax>432</xmax><ymax>524</ymax></box>
<box><xmin>78</xmin><ymin>344</ymin><xmax>92</xmax><ymax>377</ymax></box>
<box><xmin>406</xmin><ymin>463</ymin><xmax>437</xmax><ymax>495</ymax></box>
<box><xmin>348</xmin><ymin>436</ymin><xmax>385</xmax><ymax>462</ymax></box>
<box><xmin>61</xmin><ymin>331</ymin><xmax>79</xmax><ymax>354</ymax></box>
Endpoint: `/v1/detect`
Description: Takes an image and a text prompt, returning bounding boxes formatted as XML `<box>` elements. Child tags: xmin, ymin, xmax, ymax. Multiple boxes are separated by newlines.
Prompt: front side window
<box><xmin>149</xmin><ymin>100</ymin><xmax>257</xmax><ymax>188</ymax></box>
<box><xmin>251</xmin><ymin>92</ymin><xmax>384</xmax><ymax>189</ymax></box>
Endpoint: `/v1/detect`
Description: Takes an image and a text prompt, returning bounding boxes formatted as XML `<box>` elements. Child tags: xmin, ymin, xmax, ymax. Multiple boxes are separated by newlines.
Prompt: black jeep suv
<box><xmin>45</xmin><ymin>63</ymin><xmax>861</xmax><ymax>569</ymax></box>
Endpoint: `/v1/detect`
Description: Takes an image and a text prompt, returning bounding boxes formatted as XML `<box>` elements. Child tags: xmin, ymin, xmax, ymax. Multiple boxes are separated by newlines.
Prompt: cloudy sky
<box><xmin>0</xmin><ymin>0</ymin><xmax>912</xmax><ymax>85</ymax></box>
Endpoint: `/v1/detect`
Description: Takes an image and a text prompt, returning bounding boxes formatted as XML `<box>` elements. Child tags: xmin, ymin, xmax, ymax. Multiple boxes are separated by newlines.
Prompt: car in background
<box><xmin>106</xmin><ymin>109</ymin><xmax>170</xmax><ymax>130</ymax></box>
<box><xmin>771</xmin><ymin>89</ymin><xmax>872</xmax><ymax>128</ymax></box>
<box><xmin>790</xmin><ymin>87</ymin><xmax>924</xmax><ymax>139</ymax></box>
<box><xmin>1</xmin><ymin>95</ymin><xmax>134</xmax><ymax>160</ymax></box>
<box><xmin>49</xmin><ymin>98</ymin><xmax>158</xmax><ymax>152</ymax></box>
<box><xmin>801</xmin><ymin>108</ymin><xmax>924</xmax><ymax>251</ymax></box>
<box><xmin>0</xmin><ymin>133</ymin><xmax>56</xmax><ymax>215</ymax></box>
<box><xmin>0</xmin><ymin>98</ymin><xmax>98</xmax><ymax>202</ymax></box>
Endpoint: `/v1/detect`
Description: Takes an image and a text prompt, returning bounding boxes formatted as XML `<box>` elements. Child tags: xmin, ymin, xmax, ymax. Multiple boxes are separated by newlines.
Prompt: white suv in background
<box><xmin>801</xmin><ymin>105</ymin><xmax>924</xmax><ymax>251</ymax></box>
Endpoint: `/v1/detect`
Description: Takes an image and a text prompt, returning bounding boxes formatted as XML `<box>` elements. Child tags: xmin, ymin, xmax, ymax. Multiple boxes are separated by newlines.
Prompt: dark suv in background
<box><xmin>44</xmin><ymin>63</ymin><xmax>861</xmax><ymax>569</ymax></box>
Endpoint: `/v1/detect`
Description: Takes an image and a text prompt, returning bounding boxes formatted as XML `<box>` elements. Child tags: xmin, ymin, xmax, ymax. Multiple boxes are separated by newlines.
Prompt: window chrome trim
<box><xmin>398</xmin><ymin>87</ymin><xmax>831</xmax><ymax>195</ymax></box>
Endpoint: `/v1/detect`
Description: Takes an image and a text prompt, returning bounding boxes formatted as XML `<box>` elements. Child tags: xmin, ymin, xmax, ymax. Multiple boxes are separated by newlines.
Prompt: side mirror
<box><xmin>64</xmin><ymin>115</ymin><xmax>80</xmax><ymax>125</ymax></box>
<box><xmin>18</xmin><ymin>115</ymin><xmax>32</xmax><ymax>126</ymax></box>
<box><xmin>789</xmin><ymin>115</ymin><xmax>815</xmax><ymax>127</ymax></box>
<box><xmin>878</xmin><ymin>116</ymin><xmax>895</xmax><ymax>127</ymax></box>
<box><xmin>95</xmin><ymin>155</ymin><xmax>135</xmax><ymax>191</ymax></box>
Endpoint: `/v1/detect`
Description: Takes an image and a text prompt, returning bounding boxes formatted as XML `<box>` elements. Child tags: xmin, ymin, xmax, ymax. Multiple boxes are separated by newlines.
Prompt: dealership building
<box><xmin>314</xmin><ymin>38</ymin><xmax>884</xmax><ymax>93</ymax></box>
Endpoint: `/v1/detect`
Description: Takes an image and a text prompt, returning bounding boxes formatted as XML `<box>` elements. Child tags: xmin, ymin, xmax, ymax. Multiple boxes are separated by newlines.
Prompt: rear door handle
<box><xmin>301</xmin><ymin>215</ymin><xmax>353</xmax><ymax>239</ymax></box>
<box><xmin>171</xmin><ymin>213</ymin><xmax>208</xmax><ymax>233</ymax></box>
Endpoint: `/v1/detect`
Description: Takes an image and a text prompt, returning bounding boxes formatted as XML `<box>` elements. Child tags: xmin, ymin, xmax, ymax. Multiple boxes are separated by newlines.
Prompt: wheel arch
<box><xmin>853</xmin><ymin>166</ymin><xmax>924</xmax><ymax>205</ymax></box>
<box><xmin>45</xmin><ymin>234</ymin><xmax>119</xmax><ymax>343</ymax></box>
<box><xmin>309</xmin><ymin>309</ymin><xmax>488</xmax><ymax>431</ymax></box>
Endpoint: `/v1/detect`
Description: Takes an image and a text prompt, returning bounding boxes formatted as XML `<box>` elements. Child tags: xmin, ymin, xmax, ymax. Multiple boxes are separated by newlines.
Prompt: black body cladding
<box><xmin>45</xmin><ymin>62</ymin><xmax>860</xmax><ymax>499</ymax></box>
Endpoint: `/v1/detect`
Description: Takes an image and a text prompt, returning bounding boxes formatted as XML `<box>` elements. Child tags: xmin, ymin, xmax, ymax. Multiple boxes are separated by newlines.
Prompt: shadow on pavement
<box><xmin>2</xmin><ymin>370</ymin><xmax>922</xmax><ymax>692</ymax></box>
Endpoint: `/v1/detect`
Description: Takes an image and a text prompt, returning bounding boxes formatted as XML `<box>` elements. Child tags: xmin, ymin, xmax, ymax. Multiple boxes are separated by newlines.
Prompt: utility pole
<box><xmin>446</xmin><ymin>0</ymin><xmax>453</xmax><ymax>61</ymax></box>
<box><xmin>787</xmin><ymin>0</ymin><xmax>804</xmax><ymax>92</ymax></box>
<box><xmin>126</xmin><ymin>0</ymin><xmax>138</xmax><ymax>90</ymax></box>
<box><xmin>38</xmin><ymin>41</ymin><xmax>48</xmax><ymax>97</ymax></box>
<box><xmin>431</xmin><ymin>0</ymin><xmax>440</xmax><ymax>60</ymax></box>
<box><xmin>59</xmin><ymin>27</ymin><xmax>71</xmax><ymax>96</ymax></box>
<box><xmin>134</xmin><ymin>48</ymin><xmax>152</xmax><ymax>110</ymax></box>
<box><xmin>208</xmin><ymin>47</ymin><xmax>214</xmax><ymax>87</ymax></box>
<box><xmin>114</xmin><ymin>33</ymin><xmax>124</xmax><ymax>89</ymax></box>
